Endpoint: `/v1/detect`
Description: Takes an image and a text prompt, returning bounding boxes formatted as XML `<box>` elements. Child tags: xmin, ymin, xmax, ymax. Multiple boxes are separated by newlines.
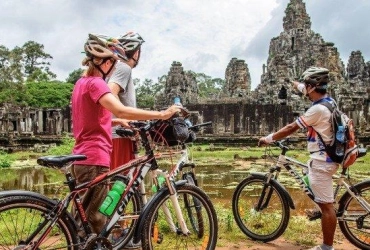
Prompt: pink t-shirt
<box><xmin>71</xmin><ymin>76</ymin><xmax>112</xmax><ymax>167</ymax></box>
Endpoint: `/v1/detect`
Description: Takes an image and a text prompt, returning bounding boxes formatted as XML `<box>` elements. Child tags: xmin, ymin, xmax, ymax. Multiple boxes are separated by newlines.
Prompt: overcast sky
<box><xmin>0</xmin><ymin>0</ymin><xmax>369</xmax><ymax>90</ymax></box>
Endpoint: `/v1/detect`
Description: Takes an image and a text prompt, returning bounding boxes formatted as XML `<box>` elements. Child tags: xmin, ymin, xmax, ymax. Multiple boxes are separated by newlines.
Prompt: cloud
<box><xmin>0</xmin><ymin>0</ymin><xmax>368</xmax><ymax>90</ymax></box>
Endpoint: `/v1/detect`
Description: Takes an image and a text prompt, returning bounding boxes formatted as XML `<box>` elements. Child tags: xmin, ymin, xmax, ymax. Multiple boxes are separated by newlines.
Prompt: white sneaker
<box><xmin>307</xmin><ymin>246</ymin><xmax>323</xmax><ymax>250</ymax></box>
<box><xmin>307</xmin><ymin>245</ymin><xmax>334</xmax><ymax>250</ymax></box>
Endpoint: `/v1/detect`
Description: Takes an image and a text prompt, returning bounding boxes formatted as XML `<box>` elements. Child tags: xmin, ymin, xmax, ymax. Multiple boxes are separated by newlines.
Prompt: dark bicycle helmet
<box><xmin>85</xmin><ymin>34</ymin><xmax>127</xmax><ymax>61</ymax></box>
<box><xmin>117</xmin><ymin>32</ymin><xmax>145</xmax><ymax>52</ymax></box>
<box><xmin>300</xmin><ymin>67</ymin><xmax>329</xmax><ymax>87</ymax></box>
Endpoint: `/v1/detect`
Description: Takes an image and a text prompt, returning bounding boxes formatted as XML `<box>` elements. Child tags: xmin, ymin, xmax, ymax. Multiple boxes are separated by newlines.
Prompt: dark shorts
<box><xmin>71</xmin><ymin>164</ymin><xmax>109</xmax><ymax>234</ymax></box>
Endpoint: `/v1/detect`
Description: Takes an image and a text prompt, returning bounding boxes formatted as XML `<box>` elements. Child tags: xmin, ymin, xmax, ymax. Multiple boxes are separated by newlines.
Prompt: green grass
<box><xmin>213</xmin><ymin>202</ymin><xmax>321</xmax><ymax>247</ymax></box>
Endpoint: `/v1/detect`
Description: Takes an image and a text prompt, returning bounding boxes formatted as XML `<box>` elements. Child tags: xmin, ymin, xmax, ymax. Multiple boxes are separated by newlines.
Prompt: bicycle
<box><xmin>112</xmin><ymin>120</ymin><xmax>213</xmax><ymax>248</ymax></box>
<box><xmin>232</xmin><ymin>139</ymin><xmax>370</xmax><ymax>249</ymax></box>
<box><xmin>0</xmin><ymin>117</ymin><xmax>218</xmax><ymax>250</ymax></box>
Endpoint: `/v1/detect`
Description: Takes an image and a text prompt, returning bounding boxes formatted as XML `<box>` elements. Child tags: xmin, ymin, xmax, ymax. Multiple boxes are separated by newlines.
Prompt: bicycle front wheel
<box><xmin>141</xmin><ymin>184</ymin><xmax>218</xmax><ymax>250</ymax></box>
<box><xmin>232</xmin><ymin>174</ymin><xmax>290</xmax><ymax>242</ymax></box>
<box><xmin>0</xmin><ymin>192</ymin><xmax>78</xmax><ymax>249</ymax></box>
<box><xmin>338</xmin><ymin>180</ymin><xmax>370</xmax><ymax>250</ymax></box>
<box><xmin>183</xmin><ymin>172</ymin><xmax>204</xmax><ymax>237</ymax></box>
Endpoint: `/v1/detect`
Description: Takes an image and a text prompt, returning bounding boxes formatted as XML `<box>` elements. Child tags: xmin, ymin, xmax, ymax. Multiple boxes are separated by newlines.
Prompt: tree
<box><xmin>196</xmin><ymin>72</ymin><xmax>224</xmax><ymax>98</ymax></box>
<box><xmin>21</xmin><ymin>41</ymin><xmax>56</xmax><ymax>82</ymax></box>
<box><xmin>0</xmin><ymin>45</ymin><xmax>23</xmax><ymax>86</ymax></box>
<box><xmin>136</xmin><ymin>78</ymin><xmax>164</xmax><ymax>108</ymax></box>
<box><xmin>24</xmin><ymin>81</ymin><xmax>74</xmax><ymax>108</ymax></box>
<box><xmin>66</xmin><ymin>68</ymin><xmax>84</xmax><ymax>84</ymax></box>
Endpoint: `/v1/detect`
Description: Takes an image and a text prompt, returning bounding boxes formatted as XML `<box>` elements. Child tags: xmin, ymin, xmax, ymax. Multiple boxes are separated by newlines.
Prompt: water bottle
<box><xmin>335</xmin><ymin>125</ymin><xmax>345</xmax><ymax>156</ymax></box>
<box><xmin>151</xmin><ymin>175</ymin><xmax>166</xmax><ymax>193</ymax></box>
<box><xmin>173</xmin><ymin>96</ymin><xmax>182</xmax><ymax>107</ymax></box>
<box><xmin>336</xmin><ymin>125</ymin><xmax>345</xmax><ymax>142</ymax></box>
<box><xmin>99</xmin><ymin>180</ymin><xmax>125</xmax><ymax>216</ymax></box>
<box><xmin>303</xmin><ymin>175</ymin><xmax>310</xmax><ymax>187</ymax></box>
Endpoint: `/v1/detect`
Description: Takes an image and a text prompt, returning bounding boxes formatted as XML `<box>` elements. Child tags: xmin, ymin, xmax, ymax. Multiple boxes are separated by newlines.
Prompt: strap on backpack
<box><xmin>309</xmin><ymin>100</ymin><xmax>335</xmax><ymax>154</ymax></box>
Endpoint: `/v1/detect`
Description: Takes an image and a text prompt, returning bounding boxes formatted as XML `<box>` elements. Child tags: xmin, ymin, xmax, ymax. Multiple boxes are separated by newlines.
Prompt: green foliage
<box><xmin>196</xmin><ymin>73</ymin><xmax>224</xmax><ymax>98</ymax></box>
<box><xmin>0</xmin><ymin>40</ymin><xmax>59</xmax><ymax>106</ymax></box>
<box><xmin>0</xmin><ymin>151</ymin><xmax>13</xmax><ymax>168</ymax></box>
<box><xmin>22</xmin><ymin>41</ymin><xmax>56</xmax><ymax>81</ymax></box>
<box><xmin>47</xmin><ymin>136</ymin><xmax>75</xmax><ymax>155</ymax></box>
<box><xmin>136</xmin><ymin>78</ymin><xmax>164</xmax><ymax>108</ymax></box>
<box><xmin>66</xmin><ymin>68</ymin><xmax>84</xmax><ymax>84</ymax></box>
<box><xmin>24</xmin><ymin>81</ymin><xmax>73</xmax><ymax>108</ymax></box>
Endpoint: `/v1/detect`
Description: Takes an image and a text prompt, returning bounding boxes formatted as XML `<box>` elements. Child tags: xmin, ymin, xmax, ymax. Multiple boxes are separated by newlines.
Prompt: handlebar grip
<box><xmin>116</xmin><ymin>128</ymin><xmax>135</xmax><ymax>138</ymax></box>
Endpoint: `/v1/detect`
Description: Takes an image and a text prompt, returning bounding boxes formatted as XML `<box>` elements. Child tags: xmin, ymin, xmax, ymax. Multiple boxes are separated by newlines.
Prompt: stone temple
<box><xmin>0</xmin><ymin>0</ymin><xmax>369</xmax><ymax>149</ymax></box>
<box><xmin>159</xmin><ymin>0</ymin><xmax>370</xmax><ymax>139</ymax></box>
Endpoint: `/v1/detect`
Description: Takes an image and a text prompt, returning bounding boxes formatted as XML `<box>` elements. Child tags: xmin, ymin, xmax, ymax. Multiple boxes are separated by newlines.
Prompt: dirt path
<box><xmin>216</xmin><ymin>236</ymin><xmax>359</xmax><ymax>250</ymax></box>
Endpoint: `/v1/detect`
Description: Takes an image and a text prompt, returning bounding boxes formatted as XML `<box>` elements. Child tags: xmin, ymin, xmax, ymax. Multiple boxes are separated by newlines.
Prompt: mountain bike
<box><xmin>232</xmin><ymin>139</ymin><xmax>370</xmax><ymax>249</ymax></box>
<box><xmin>0</xmin><ymin>117</ymin><xmax>218</xmax><ymax>250</ymax></box>
<box><xmin>112</xmin><ymin>120</ymin><xmax>213</xmax><ymax>248</ymax></box>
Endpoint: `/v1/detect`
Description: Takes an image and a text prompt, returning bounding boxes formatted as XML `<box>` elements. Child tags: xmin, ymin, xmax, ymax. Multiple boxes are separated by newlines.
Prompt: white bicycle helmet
<box><xmin>85</xmin><ymin>34</ymin><xmax>127</xmax><ymax>61</ymax></box>
<box><xmin>117</xmin><ymin>32</ymin><xmax>145</xmax><ymax>52</ymax></box>
<box><xmin>300</xmin><ymin>67</ymin><xmax>329</xmax><ymax>86</ymax></box>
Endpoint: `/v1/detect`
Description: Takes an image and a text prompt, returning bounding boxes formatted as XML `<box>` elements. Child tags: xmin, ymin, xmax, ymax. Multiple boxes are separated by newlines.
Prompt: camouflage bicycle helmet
<box><xmin>117</xmin><ymin>32</ymin><xmax>145</xmax><ymax>52</ymax></box>
<box><xmin>300</xmin><ymin>67</ymin><xmax>329</xmax><ymax>87</ymax></box>
<box><xmin>85</xmin><ymin>34</ymin><xmax>127</xmax><ymax>61</ymax></box>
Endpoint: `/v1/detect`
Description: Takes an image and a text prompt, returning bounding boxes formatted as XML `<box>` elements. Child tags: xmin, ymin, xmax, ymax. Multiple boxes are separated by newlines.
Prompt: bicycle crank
<box><xmin>84</xmin><ymin>236</ymin><xmax>112</xmax><ymax>250</ymax></box>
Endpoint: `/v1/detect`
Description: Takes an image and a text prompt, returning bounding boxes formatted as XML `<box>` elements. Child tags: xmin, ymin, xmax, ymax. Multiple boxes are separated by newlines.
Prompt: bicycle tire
<box><xmin>232</xmin><ymin>174</ymin><xmax>290</xmax><ymax>242</ymax></box>
<box><xmin>141</xmin><ymin>184</ymin><xmax>218</xmax><ymax>250</ymax></box>
<box><xmin>107</xmin><ymin>176</ymin><xmax>143</xmax><ymax>249</ymax></box>
<box><xmin>338</xmin><ymin>180</ymin><xmax>370</xmax><ymax>250</ymax></box>
<box><xmin>183</xmin><ymin>172</ymin><xmax>204</xmax><ymax>238</ymax></box>
<box><xmin>0</xmin><ymin>193</ymin><xmax>78</xmax><ymax>249</ymax></box>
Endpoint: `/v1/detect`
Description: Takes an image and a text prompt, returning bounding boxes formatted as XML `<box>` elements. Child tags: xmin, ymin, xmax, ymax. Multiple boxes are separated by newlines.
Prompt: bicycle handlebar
<box><xmin>116</xmin><ymin>120</ymin><xmax>212</xmax><ymax>139</ymax></box>
<box><xmin>188</xmin><ymin>121</ymin><xmax>212</xmax><ymax>131</ymax></box>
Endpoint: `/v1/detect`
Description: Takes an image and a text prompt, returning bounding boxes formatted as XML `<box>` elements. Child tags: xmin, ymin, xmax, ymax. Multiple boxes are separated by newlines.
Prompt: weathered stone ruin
<box><xmin>156</xmin><ymin>61</ymin><xmax>198</xmax><ymax>107</ymax></box>
<box><xmin>160</xmin><ymin>0</ymin><xmax>370</xmax><ymax>142</ymax></box>
<box><xmin>0</xmin><ymin>0</ymin><xmax>369</xmax><ymax>148</ymax></box>
<box><xmin>0</xmin><ymin>103</ymin><xmax>70</xmax><ymax>151</ymax></box>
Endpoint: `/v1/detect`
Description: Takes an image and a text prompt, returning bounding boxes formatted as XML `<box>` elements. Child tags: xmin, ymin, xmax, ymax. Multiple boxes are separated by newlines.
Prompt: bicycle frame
<box><xmin>259</xmin><ymin>141</ymin><xmax>370</xmax><ymax>216</ymax></box>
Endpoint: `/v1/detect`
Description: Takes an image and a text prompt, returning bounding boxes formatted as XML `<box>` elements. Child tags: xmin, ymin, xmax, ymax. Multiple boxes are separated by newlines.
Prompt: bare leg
<box><xmin>317</xmin><ymin>202</ymin><xmax>336</xmax><ymax>246</ymax></box>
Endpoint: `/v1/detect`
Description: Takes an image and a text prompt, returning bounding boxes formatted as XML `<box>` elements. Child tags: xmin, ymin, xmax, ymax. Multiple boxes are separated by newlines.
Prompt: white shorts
<box><xmin>307</xmin><ymin>159</ymin><xmax>339</xmax><ymax>204</ymax></box>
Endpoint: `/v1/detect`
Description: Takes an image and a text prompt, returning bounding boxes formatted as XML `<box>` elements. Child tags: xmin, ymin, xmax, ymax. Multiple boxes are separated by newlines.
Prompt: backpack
<box><xmin>315</xmin><ymin>101</ymin><xmax>358</xmax><ymax>168</ymax></box>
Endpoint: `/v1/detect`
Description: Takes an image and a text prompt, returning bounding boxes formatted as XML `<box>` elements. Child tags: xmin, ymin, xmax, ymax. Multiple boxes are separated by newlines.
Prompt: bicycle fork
<box><xmin>255</xmin><ymin>171</ymin><xmax>278</xmax><ymax>211</ymax></box>
<box><xmin>159</xmin><ymin>171</ymin><xmax>190</xmax><ymax>235</ymax></box>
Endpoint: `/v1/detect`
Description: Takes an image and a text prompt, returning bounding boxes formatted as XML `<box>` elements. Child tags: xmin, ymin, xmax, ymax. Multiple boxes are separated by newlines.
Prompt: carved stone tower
<box><xmin>156</xmin><ymin>61</ymin><xmax>198</xmax><ymax>107</ymax></box>
<box><xmin>256</xmin><ymin>0</ymin><xmax>345</xmax><ymax>106</ymax></box>
<box><xmin>223</xmin><ymin>58</ymin><xmax>251</xmax><ymax>98</ymax></box>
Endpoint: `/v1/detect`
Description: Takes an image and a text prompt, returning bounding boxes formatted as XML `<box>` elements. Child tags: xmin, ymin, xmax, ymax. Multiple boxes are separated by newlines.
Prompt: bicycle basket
<box><xmin>150</xmin><ymin>117</ymin><xmax>190</xmax><ymax>146</ymax></box>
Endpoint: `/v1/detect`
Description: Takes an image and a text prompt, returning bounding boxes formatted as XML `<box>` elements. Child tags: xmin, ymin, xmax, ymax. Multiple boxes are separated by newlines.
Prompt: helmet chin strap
<box><xmin>96</xmin><ymin>59</ymin><xmax>116</xmax><ymax>80</ymax></box>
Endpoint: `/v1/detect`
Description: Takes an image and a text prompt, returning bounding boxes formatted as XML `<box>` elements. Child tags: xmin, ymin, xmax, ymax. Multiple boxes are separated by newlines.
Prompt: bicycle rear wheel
<box><xmin>232</xmin><ymin>174</ymin><xmax>290</xmax><ymax>242</ymax></box>
<box><xmin>0</xmin><ymin>192</ymin><xmax>78</xmax><ymax>249</ymax></box>
<box><xmin>338</xmin><ymin>180</ymin><xmax>370</xmax><ymax>250</ymax></box>
<box><xmin>141</xmin><ymin>184</ymin><xmax>218</xmax><ymax>250</ymax></box>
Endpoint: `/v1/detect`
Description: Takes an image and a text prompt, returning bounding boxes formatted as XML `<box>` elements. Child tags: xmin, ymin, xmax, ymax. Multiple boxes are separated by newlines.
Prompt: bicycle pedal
<box><xmin>305</xmin><ymin>209</ymin><xmax>322</xmax><ymax>221</ymax></box>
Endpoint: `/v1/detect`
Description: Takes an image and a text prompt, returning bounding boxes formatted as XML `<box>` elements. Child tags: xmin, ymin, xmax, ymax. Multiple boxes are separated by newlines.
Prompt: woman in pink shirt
<box><xmin>71</xmin><ymin>34</ymin><xmax>180</xmax><ymax>234</ymax></box>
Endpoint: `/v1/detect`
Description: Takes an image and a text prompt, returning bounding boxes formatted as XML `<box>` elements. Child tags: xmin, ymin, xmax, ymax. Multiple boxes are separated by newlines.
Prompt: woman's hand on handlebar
<box><xmin>161</xmin><ymin>105</ymin><xmax>189</xmax><ymax>120</ymax></box>
<box><xmin>112</xmin><ymin>118</ymin><xmax>131</xmax><ymax>128</ymax></box>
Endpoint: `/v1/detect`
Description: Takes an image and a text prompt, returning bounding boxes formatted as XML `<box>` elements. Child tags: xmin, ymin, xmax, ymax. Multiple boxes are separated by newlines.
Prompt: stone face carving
<box><xmin>223</xmin><ymin>58</ymin><xmax>251</xmax><ymax>98</ymax></box>
<box><xmin>156</xmin><ymin>61</ymin><xmax>198</xmax><ymax>107</ymax></box>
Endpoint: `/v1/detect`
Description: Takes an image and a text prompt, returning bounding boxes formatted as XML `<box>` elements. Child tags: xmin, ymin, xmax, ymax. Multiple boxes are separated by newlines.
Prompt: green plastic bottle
<box><xmin>152</xmin><ymin>175</ymin><xmax>166</xmax><ymax>193</ymax></box>
<box><xmin>303</xmin><ymin>175</ymin><xmax>310</xmax><ymax>187</ymax></box>
<box><xmin>99</xmin><ymin>180</ymin><xmax>125</xmax><ymax>216</ymax></box>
